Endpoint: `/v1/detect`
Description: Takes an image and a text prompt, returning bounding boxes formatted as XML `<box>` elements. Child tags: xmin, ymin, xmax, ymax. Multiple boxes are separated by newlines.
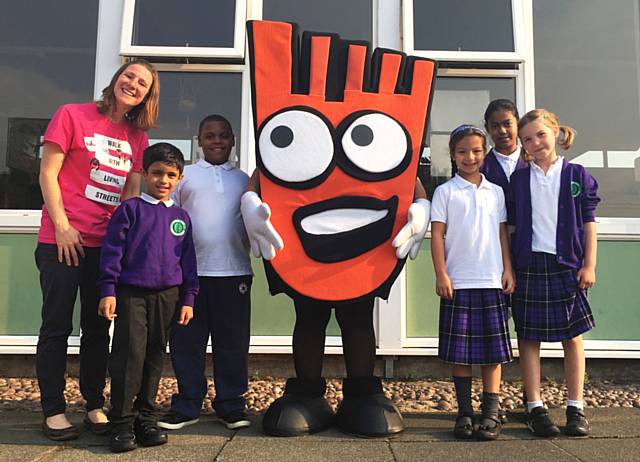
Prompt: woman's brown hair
<box><xmin>96</xmin><ymin>58</ymin><xmax>160</xmax><ymax>131</ymax></box>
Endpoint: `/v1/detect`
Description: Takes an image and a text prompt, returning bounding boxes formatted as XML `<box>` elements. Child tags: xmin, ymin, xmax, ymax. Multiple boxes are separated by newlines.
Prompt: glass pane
<box><xmin>132</xmin><ymin>0</ymin><xmax>236</xmax><ymax>48</ymax></box>
<box><xmin>421</xmin><ymin>77</ymin><xmax>516</xmax><ymax>196</ymax></box>
<box><xmin>0</xmin><ymin>0</ymin><xmax>98</xmax><ymax>210</ymax></box>
<box><xmin>534</xmin><ymin>0</ymin><xmax>640</xmax><ymax>218</ymax></box>
<box><xmin>150</xmin><ymin>72</ymin><xmax>243</xmax><ymax>165</ymax></box>
<box><xmin>413</xmin><ymin>0</ymin><xmax>514</xmax><ymax>52</ymax></box>
<box><xmin>263</xmin><ymin>0</ymin><xmax>372</xmax><ymax>42</ymax></box>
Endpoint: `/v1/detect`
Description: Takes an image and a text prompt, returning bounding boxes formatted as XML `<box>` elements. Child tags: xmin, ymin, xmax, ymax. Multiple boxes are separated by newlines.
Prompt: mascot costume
<box><xmin>241</xmin><ymin>20</ymin><xmax>436</xmax><ymax>437</ymax></box>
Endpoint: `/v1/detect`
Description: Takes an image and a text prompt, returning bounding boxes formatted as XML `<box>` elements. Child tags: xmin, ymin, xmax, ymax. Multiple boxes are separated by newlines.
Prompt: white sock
<box><xmin>527</xmin><ymin>400</ymin><xmax>544</xmax><ymax>413</ymax></box>
<box><xmin>567</xmin><ymin>399</ymin><xmax>584</xmax><ymax>410</ymax></box>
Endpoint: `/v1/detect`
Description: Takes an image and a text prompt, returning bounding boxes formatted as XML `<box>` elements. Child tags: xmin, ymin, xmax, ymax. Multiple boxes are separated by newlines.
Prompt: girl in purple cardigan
<box><xmin>509</xmin><ymin>109</ymin><xmax>600</xmax><ymax>439</ymax></box>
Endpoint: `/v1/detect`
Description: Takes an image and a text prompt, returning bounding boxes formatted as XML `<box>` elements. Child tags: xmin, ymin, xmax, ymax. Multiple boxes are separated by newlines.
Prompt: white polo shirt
<box><xmin>173</xmin><ymin>159</ymin><xmax>252</xmax><ymax>276</ymax></box>
<box><xmin>431</xmin><ymin>174</ymin><xmax>507</xmax><ymax>289</ymax></box>
<box><xmin>494</xmin><ymin>146</ymin><xmax>522</xmax><ymax>178</ymax></box>
<box><xmin>530</xmin><ymin>156</ymin><xmax>563</xmax><ymax>255</ymax></box>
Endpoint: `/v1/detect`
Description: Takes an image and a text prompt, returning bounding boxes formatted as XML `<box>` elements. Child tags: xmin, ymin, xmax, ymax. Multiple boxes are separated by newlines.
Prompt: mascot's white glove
<box><xmin>392</xmin><ymin>198</ymin><xmax>431</xmax><ymax>260</ymax></box>
<box><xmin>241</xmin><ymin>191</ymin><xmax>284</xmax><ymax>260</ymax></box>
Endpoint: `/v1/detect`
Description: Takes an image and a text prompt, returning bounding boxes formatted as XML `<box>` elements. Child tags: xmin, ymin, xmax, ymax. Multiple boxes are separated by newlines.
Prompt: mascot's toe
<box><xmin>262</xmin><ymin>378</ymin><xmax>334</xmax><ymax>436</ymax></box>
<box><xmin>335</xmin><ymin>377</ymin><xmax>405</xmax><ymax>437</ymax></box>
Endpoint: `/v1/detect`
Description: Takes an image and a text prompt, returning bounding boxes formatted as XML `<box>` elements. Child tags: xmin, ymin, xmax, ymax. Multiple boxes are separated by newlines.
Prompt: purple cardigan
<box><xmin>98</xmin><ymin>197</ymin><xmax>199</xmax><ymax>307</ymax></box>
<box><xmin>507</xmin><ymin>159</ymin><xmax>600</xmax><ymax>270</ymax></box>
<box><xmin>481</xmin><ymin>149</ymin><xmax>528</xmax><ymax>193</ymax></box>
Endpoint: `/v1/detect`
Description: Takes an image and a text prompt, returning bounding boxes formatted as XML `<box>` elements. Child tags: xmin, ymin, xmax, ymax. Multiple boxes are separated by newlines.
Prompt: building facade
<box><xmin>0</xmin><ymin>0</ymin><xmax>638</xmax><ymax>358</ymax></box>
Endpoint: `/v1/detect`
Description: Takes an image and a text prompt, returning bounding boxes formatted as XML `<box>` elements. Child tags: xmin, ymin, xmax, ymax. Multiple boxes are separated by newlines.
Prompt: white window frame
<box><xmin>402</xmin><ymin>0</ymin><xmax>528</xmax><ymax>63</ymax></box>
<box><xmin>119</xmin><ymin>0</ymin><xmax>247</xmax><ymax>59</ymax></box>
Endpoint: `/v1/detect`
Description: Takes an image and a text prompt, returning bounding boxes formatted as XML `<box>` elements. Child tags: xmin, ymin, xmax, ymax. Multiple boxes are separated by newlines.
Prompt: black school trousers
<box><xmin>35</xmin><ymin>243</ymin><xmax>110</xmax><ymax>417</ymax></box>
<box><xmin>108</xmin><ymin>285</ymin><xmax>178</xmax><ymax>427</ymax></box>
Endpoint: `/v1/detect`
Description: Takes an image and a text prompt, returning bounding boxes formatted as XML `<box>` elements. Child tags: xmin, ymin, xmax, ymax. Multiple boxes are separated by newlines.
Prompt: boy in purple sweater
<box><xmin>98</xmin><ymin>143</ymin><xmax>198</xmax><ymax>453</ymax></box>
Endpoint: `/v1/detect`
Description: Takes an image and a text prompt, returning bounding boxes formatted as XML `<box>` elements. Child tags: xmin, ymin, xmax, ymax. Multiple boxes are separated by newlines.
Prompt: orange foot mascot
<box><xmin>241</xmin><ymin>21</ymin><xmax>436</xmax><ymax>437</ymax></box>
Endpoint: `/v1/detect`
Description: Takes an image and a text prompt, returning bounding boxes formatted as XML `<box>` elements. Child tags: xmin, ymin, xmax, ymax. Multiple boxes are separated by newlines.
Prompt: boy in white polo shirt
<box><xmin>159</xmin><ymin>115</ymin><xmax>253</xmax><ymax>430</ymax></box>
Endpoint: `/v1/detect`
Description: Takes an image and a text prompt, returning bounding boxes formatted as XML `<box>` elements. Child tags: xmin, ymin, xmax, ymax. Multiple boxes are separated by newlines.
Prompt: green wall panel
<box><xmin>0</xmin><ymin>234</ymin><xmax>338</xmax><ymax>337</ymax></box>
<box><xmin>250</xmin><ymin>258</ymin><xmax>341</xmax><ymax>336</ymax></box>
<box><xmin>406</xmin><ymin>239</ymin><xmax>640</xmax><ymax>340</ymax></box>
<box><xmin>0</xmin><ymin>234</ymin><xmax>80</xmax><ymax>335</ymax></box>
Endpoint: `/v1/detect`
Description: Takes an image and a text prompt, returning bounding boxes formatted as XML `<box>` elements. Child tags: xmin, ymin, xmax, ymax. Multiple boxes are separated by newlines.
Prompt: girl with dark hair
<box><xmin>482</xmin><ymin>99</ymin><xmax>527</xmax><ymax>193</ymax></box>
<box><xmin>432</xmin><ymin>125</ymin><xmax>515</xmax><ymax>441</ymax></box>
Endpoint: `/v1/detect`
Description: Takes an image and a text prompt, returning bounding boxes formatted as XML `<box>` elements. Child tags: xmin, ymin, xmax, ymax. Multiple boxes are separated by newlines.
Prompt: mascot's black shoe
<box><xmin>335</xmin><ymin>377</ymin><xmax>405</xmax><ymax>437</ymax></box>
<box><xmin>262</xmin><ymin>377</ymin><xmax>334</xmax><ymax>437</ymax></box>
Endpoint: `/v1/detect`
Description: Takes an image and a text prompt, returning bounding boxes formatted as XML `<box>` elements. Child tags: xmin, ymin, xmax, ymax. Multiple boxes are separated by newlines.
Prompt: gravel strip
<box><xmin>1</xmin><ymin>377</ymin><xmax>639</xmax><ymax>414</ymax></box>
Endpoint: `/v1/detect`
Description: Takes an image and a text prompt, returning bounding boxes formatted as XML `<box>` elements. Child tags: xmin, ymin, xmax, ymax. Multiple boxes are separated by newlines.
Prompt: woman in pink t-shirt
<box><xmin>35</xmin><ymin>59</ymin><xmax>160</xmax><ymax>441</ymax></box>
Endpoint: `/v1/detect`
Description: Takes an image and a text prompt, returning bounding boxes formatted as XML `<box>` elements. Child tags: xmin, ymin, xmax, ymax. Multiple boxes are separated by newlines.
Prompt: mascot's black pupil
<box><xmin>271</xmin><ymin>125</ymin><xmax>294</xmax><ymax>148</ymax></box>
<box><xmin>351</xmin><ymin>124</ymin><xmax>374</xmax><ymax>147</ymax></box>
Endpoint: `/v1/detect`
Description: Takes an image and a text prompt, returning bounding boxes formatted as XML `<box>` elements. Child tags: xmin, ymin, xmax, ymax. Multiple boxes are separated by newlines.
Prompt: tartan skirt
<box><xmin>438</xmin><ymin>288</ymin><xmax>513</xmax><ymax>365</ymax></box>
<box><xmin>512</xmin><ymin>252</ymin><xmax>595</xmax><ymax>342</ymax></box>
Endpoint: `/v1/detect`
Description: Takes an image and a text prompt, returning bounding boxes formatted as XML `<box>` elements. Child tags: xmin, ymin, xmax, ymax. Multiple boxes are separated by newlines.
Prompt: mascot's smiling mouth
<box><xmin>293</xmin><ymin>196</ymin><xmax>399</xmax><ymax>263</ymax></box>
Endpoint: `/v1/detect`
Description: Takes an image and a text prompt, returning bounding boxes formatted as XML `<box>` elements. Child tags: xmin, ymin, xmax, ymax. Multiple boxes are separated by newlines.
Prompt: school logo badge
<box><xmin>571</xmin><ymin>181</ymin><xmax>582</xmax><ymax>198</ymax></box>
<box><xmin>239</xmin><ymin>282</ymin><xmax>248</xmax><ymax>294</ymax></box>
<box><xmin>170</xmin><ymin>219</ymin><xmax>187</xmax><ymax>236</ymax></box>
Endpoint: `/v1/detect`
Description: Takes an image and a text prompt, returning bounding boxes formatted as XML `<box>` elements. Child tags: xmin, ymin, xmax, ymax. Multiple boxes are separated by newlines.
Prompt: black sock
<box><xmin>453</xmin><ymin>376</ymin><xmax>473</xmax><ymax>417</ymax></box>
<box><xmin>481</xmin><ymin>392</ymin><xmax>500</xmax><ymax>420</ymax></box>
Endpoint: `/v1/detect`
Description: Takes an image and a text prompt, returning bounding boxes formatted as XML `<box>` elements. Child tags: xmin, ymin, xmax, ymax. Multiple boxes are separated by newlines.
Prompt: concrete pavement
<box><xmin>0</xmin><ymin>408</ymin><xmax>638</xmax><ymax>461</ymax></box>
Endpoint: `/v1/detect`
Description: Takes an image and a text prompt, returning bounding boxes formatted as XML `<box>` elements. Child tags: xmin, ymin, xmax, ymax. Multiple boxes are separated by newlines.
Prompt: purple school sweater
<box><xmin>507</xmin><ymin>159</ymin><xmax>600</xmax><ymax>270</ymax></box>
<box><xmin>98</xmin><ymin>197</ymin><xmax>199</xmax><ymax>307</ymax></box>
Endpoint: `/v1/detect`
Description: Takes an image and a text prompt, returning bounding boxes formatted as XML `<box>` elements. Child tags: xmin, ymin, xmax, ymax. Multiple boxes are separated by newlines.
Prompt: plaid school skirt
<box><xmin>512</xmin><ymin>252</ymin><xmax>595</xmax><ymax>342</ymax></box>
<box><xmin>438</xmin><ymin>288</ymin><xmax>513</xmax><ymax>366</ymax></box>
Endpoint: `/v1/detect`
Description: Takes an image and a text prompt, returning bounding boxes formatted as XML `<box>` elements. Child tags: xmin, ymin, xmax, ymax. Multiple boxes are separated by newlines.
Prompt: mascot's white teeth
<box><xmin>300</xmin><ymin>209</ymin><xmax>389</xmax><ymax>235</ymax></box>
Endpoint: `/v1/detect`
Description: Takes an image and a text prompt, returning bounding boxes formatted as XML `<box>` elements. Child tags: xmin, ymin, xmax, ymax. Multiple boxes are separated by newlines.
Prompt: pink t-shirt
<box><xmin>39</xmin><ymin>103</ymin><xmax>149</xmax><ymax>247</ymax></box>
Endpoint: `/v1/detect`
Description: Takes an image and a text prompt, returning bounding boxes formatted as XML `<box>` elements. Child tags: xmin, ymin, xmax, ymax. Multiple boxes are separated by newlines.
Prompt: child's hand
<box><xmin>98</xmin><ymin>296</ymin><xmax>117</xmax><ymax>321</ymax></box>
<box><xmin>177</xmin><ymin>306</ymin><xmax>193</xmax><ymax>325</ymax></box>
<box><xmin>577</xmin><ymin>266</ymin><xmax>596</xmax><ymax>289</ymax></box>
<box><xmin>502</xmin><ymin>269</ymin><xmax>516</xmax><ymax>295</ymax></box>
<box><xmin>435</xmin><ymin>273</ymin><xmax>454</xmax><ymax>300</ymax></box>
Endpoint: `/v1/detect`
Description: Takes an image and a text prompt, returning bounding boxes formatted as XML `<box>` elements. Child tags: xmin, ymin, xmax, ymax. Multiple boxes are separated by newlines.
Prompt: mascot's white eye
<box><xmin>341</xmin><ymin>113</ymin><xmax>407</xmax><ymax>173</ymax></box>
<box><xmin>258</xmin><ymin>110</ymin><xmax>334</xmax><ymax>183</ymax></box>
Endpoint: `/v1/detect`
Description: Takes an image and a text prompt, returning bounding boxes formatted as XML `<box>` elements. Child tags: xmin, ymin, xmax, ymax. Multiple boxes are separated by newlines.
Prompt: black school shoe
<box><xmin>110</xmin><ymin>425</ymin><xmax>137</xmax><ymax>453</ymax></box>
<box><xmin>475</xmin><ymin>415</ymin><xmax>502</xmax><ymax>441</ymax></box>
<box><xmin>135</xmin><ymin>422</ymin><xmax>168</xmax><ymax>447</ymax></box>
<box><xmin>453</xmin><ymin>415</ymin><xmax>474</xmax><ymax>440</ymax></box>
<box><xmin>527</xmin><ymin>406</ymin><xmax>561</xmax><ymax>437</ymax></box>
<box><xmin>565</xmin><ymin>406</ymin><xmax>590</xmax><ymax>437</ymax></box>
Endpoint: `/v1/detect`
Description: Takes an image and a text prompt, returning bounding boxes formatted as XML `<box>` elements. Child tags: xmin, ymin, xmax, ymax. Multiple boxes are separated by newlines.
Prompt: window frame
<box><xmin>402</xmin><ymin>0</ymin><xmax>528</xmax><ymax>63</ymax></box>
<box><xmin>119</xmin><ymin>0</ymin><xmax>247</xmax><ymax>59</ymax></box>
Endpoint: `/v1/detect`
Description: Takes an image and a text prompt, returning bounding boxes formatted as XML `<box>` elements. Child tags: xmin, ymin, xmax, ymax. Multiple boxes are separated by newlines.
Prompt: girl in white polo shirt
<box><xmin>430</xmin><ymin>125</ymin><xmax>515</xmax><ymax>441</ymax></box>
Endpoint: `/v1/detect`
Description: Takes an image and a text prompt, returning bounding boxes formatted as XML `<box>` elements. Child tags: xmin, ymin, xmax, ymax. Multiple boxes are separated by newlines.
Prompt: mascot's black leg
<box><xmin>334</xmin><ymin>300</ymin><xmax>405</xmax><ymax>437</ymax></box>
<box><xmin>262</xmin><ymin>299</ymin><xmax>334</xmax><ymax>436</ymax></box>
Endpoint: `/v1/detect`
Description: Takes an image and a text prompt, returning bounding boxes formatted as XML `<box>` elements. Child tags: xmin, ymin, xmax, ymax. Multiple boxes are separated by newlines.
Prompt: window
<box><xmin>403</xmin><ymin>0</ymin><xmax>526</xmax><ymax>62</ymax></box>
<box><xmin>412</xmin><ymin>0</ymin><xmax>514</xmax><ymax>52</ymax></box>
<box><xmin>420</xmin><ymin>75</ymin><xmax>517</xmax><ymax>195</ymax></box>
<box><xmin>0</xmin><ymin>0</ymin><xmax>99</xmax><ymax>210</ymax></box>
<box><xmin>533</xmin><ymin>0</ymin><xmax>640</xmax><ymax>218</ymax></box>
<box><xmin>120</xmin><ymin>0</ymin><xmax>246</xmax><ymax>59</ymax></box>
<box><xmin>150</xmin><ymin>69</ymin><xmax>243</xmax><ymax>164</ymax></box>
<box><xmin>262</xmin><ymin>0</ymin><xmax>373</xmax><ymax>42</ymax></box>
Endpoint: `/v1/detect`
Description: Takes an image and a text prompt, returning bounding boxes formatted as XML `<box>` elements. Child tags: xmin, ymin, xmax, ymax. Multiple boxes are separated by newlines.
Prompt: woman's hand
<box><xmin>54</xmin><ymin>224</ymin><xmax>85</xmax><ymax>266</ymax></box>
